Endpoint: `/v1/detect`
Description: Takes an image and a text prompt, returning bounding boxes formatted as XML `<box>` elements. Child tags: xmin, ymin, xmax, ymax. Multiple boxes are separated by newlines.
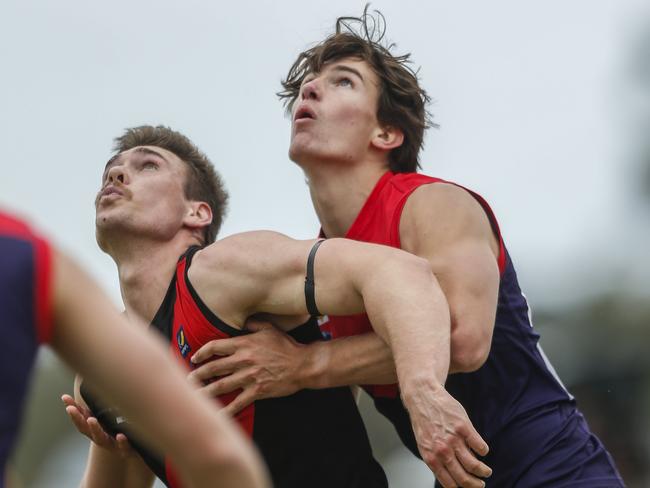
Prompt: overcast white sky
<box><xmin>1</xmin><ymin>0</ymin><xmax>649</xmax><ymax>308</ymax></box>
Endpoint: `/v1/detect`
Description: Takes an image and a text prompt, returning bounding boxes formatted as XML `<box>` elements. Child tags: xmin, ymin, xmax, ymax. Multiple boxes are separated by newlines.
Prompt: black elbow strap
<box><xmin>305</xmin><ymin>239</ymin><xmax>325</xmax><ymax>317</ymax></box>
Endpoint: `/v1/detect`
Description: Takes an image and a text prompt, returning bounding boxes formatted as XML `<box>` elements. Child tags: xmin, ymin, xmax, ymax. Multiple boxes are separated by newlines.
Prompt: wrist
<box><xmin>399</xmin><ymin>373</ymin><xmax>445</xmax><ymax>406</ymax></box>
<box><xmin>297</xmin><ymin>341</ymin><xmax>330</xmax><ymax>390</ymax></box>
<box><xmin>395</xmin><ymin>355</ymin><xmax>448</xmax><ymax>390</ymax></box>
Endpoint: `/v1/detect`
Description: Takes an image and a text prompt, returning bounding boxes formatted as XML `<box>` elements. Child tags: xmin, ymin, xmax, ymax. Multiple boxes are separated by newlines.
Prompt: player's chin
<box><xmin>95</xmin><ymin>210</ymin><xmax>116</xmax><ymax>227</ymax></box>
<box><xmin>288</xmin><ymin>139</ymin><xmax>320</xmax><ymax>166</ymax></box>
<box><xmin>95</xmin><ymin>212</ymin><xmax>125</xmax><ymax>241</ymax></box>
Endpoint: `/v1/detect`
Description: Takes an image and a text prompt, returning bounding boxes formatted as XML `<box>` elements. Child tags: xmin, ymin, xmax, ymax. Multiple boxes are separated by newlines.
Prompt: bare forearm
<box><xmin>80</xmin><ymin>444</ymin><xmax>153</xmax><ymax>488</ymax></box>
<box><xmin>53</xmin><ymin>251</ymin><xmax>270</xmax><ymax>488</ymax></box>
<box><xmin>301</xmin><ymin>333</ymin><xmax>397</xmax><ymax>389</ymax></box>
<box><xmin>73</xmin><ymin>323</ymin><xmax>267</xmax><ymax>488</ymax></box>
<box><xmin>362</xmin><ymin>257</ymin><xmax>451</xmax><ymax>393</ymax></box>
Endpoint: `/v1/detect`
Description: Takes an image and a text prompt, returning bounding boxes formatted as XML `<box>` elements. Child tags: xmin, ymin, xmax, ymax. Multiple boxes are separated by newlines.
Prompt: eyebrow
<box><xmin>331</xmin><ymin>64</ymin><xmax>365</xmax><ymax>82</ymax></box>
<box><xmin>302</xmin><ymin>64</ymin><xmax>366</xmax><ymax>87</ymax></box>
<box><xmin>103</xmin><ymin>147</ymin><xmax>170</xmax><ymax>173</ymax></box>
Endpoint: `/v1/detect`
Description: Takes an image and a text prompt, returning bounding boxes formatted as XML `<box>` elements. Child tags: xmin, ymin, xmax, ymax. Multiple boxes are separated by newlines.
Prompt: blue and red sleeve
<box><xmin>0</xmin><ymin>211</ymin><xmax>54</xmax><ymax>344</ymax></box>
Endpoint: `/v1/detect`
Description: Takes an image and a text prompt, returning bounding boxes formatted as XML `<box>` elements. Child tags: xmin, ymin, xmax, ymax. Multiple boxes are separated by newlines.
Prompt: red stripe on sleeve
<box><xmin>33</xmin><ymin>234</ymin><xmax>54</xmax><ymax>344</ymax></box>
<box><xmin>0</xmin><ymin>211</ymin><xmax>55</xmax><ymax>343</ymax></box>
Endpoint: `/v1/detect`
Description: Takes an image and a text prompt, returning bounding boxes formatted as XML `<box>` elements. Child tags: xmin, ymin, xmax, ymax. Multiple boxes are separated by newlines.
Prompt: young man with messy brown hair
<box><xmin>190</xmin><ymin>7</ymin><xmax>625</xmax><ymax>488</ymax></box>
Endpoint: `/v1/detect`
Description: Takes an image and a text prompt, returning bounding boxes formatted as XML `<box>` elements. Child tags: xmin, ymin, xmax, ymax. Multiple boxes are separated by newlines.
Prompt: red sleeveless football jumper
<box><xmin>320</xmin><ymin>171</ymin><xmax>505</xmax><ymax>399</ymax></box>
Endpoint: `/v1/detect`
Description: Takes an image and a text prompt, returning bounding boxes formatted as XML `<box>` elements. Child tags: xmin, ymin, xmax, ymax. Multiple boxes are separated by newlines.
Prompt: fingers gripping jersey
<box><xmin>319</xmin><ymin>172</ymin><xmax>624</xmax><ymax>487</ymax></box>
<box><xmin>0</xmin><ymin>212</ymin><xmax>53</xmax><ymax>487</ymax></box>
<box><xmin>84</xmin><ymin>246</ymin><xmax>387</xmax><ymax>488</ymax></box>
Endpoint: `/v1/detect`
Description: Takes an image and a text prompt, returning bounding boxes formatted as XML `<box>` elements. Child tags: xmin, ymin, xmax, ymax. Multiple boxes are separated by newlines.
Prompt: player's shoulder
<box><xmin>408</xmin><ymin>179</ymin><xmax>484</xmax><ymax>216</ymax></box>
<box><xmin>193</xmin><ymin>230</ymin><xmax>295</xmax><ymax>274</ymax></box>
<box><xmin>0</xmin><ymin>211</ymin><xmax>52</xmax><ymax>278</ymax></box>
<box><xmin>0</xmin><ymin>210</ymin><xmax>45</xmax><ymax>242</ymax></box>
<box><xmin>202</xmin><ymin>230</ymin><xmax>289</xmax><ymax>257</ymax></box>
<box><xmin>388</xmin><ymin>171</ymin><xmax>477</xmax><ymax>206</ymax></box>
<box><xmin>402</xmin><ymin>180</ymin><xmax>495</xmax><ymax>241</ymax></box>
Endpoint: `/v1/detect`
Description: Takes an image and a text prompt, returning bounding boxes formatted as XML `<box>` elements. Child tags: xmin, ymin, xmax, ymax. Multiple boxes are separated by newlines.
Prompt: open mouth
<box><xmin>102</xmin><ymin>187</ymin><xmax>122</xmax><ymax>197</ymax></box>
<box><xmin>97</xmin><ymin>186</ymin><xmax>125</xmax><ymax>203</ymax></box>
<box><xmin>294</xmin><ymin>107</ymin><xmax>315</xmax><ymax>121</ymax></box>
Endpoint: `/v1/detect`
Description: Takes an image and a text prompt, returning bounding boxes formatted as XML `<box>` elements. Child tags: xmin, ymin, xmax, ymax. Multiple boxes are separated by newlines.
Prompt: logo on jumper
<box><xmin>317</xmin><ymin>315</ymin><xmax>332</xmax><ymax>340</ymax></box>
<box><xmin>176</xmin><ymin>326</ymin><xmax>191</xmax><ymax>358</ymax></box>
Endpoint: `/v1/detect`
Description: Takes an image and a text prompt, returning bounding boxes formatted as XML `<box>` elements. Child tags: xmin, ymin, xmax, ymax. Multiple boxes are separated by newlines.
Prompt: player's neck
<box><xmin>110</xmin><ymin>235</ymin><xmax>197</xmax><ymax>323</ymax></box>
<box><xmin>304</xmin><ymin>162</ymin><xmax>388</xmax><ymax>238</ymax></box>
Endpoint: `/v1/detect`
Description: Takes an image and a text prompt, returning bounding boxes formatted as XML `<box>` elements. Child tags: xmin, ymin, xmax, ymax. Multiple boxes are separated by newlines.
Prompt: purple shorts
<box><xmin>437</xmin><ymin>402</ymin><xmax>624</xmax><ymax>487</ymax></box>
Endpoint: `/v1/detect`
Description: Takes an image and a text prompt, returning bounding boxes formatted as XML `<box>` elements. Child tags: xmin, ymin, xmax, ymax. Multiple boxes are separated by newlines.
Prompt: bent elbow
<box><xmin>450</xmin><ymin>338</ymin><xmax>491</xmax><ymax>373</ymax></box>
<box><xmin>402</xmin><ymin>254</ymin><xmax>441</xmax><ymax>288</ymax></box>
<box><xmin>455</xmin><ymin>350</ymin><xmax>489</xmax><ymax>373</ymax></box>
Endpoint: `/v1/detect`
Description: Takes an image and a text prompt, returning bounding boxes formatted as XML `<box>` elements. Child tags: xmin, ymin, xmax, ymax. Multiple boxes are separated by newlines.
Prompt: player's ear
<box><xmin>370</xmin><ymin>125</ymin><xmax>404</xmax><ymax>152</ymax></box>
<box><xmin>185</xmin><ymin>201</ymin><xmax>212</xmax><ymax>230</ymax></box>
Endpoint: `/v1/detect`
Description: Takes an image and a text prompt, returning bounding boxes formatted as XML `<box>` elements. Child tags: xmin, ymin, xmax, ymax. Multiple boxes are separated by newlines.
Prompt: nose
<box><xmin>106</xmin><ymin>164</ymin><xmax>126</xmax><ymax>185</ymax></box>
<box><xmin>301</xmin><ymin>78</ymin><xmax>320</xmax><ymax>101</ymax></box>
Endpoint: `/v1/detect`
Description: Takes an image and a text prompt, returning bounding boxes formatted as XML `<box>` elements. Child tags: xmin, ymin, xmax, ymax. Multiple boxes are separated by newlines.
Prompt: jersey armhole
<box><xmin>466</xmin><ymin>190</ymin><xmax>507</xmax><ymax>275</ymax></box>
<box><xmin>181</xmin><ymin>248</ymin><xmax>247</xmax><ymax>337</ymax></box>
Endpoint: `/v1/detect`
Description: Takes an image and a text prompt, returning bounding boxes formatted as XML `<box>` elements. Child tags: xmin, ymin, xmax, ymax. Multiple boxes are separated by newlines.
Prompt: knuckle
<box><xmin>238</xmin><ymin>352</ymin><xmax>253</xmax><ymax>366</ymax></box>
<box><xmin>217</xmin><ymin>378</ymin><xmax>232</xmax><ymax>390</ymax></box>
<box><xmin>433</xmin><ymin>443</ymin><xmax>450</xmax><ymax>458</ymax></box>
<box><xmin>208</xmin><ymin>363</ymin><xmax>223</xmax><ymax>376</ymax></box>
<box><xmin>207</xmin><ymin>382</ymin><xmax>223</xmax><ymax>396</ymax></box>
<box><xmin>458</xmin><ymin>473</ymin><xmax>472</xmax><ymax>485</ymax></box>
<box><xmin>452</xmin><ymin>421</ymin><xmax>465</xmax><ymax>433</ymax></box>
<box><xmin>423</xmin><ymin>452</ymin><xmax>441</xmax><ymax>469</ymax></box>
<box><xmin>191</xmin><ymin>366</ymin><xmax>206</xmax><ymax>378</ymax></box>
<box><xmin>441</xmin><ymin>479</ymin><xmax>456</xmax><ymax>488</ymax></box>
